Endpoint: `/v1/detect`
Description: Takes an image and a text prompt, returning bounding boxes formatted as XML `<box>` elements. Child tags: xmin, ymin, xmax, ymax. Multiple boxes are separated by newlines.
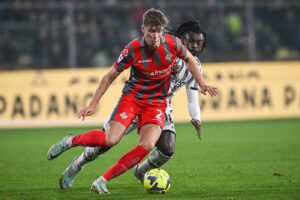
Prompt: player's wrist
<box><xmin>88</xmin><ymin>103</ymin><xmax>97</xmax><ymax>109</ymax></box>
<box><xmin>191</xmin><ymin>119</ymin><xmax>201</xmax><ymax>125</ymax></box>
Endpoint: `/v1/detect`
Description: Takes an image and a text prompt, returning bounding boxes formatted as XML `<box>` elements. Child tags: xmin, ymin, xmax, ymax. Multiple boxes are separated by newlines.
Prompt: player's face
<box><xmin>183</xmin><ymin>32</ymin><xmax>205</xmax><ymax>56</ymax></box>
<box><xmin>142</xmin><ymin>25</ymin><xmax>163</xmax><ymax>50</ymax></box>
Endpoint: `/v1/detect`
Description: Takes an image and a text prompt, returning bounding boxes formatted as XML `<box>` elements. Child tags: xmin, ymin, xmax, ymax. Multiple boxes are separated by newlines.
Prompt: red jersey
<box><xmin>113</xmin><ymin>33</ymin><xmax>187</xmax><ymax>103</ymax></box>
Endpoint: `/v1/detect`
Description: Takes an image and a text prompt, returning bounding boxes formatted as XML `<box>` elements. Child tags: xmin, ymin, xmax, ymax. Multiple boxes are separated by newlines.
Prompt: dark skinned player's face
<box><xmin>142</xmin><ymin>25</ymin><xmax>163</xmax><ymax>50</ymax></box>
<box><xmin>183</xmin><ymin>32</ymin><xmax>205</xmax><ymax>56</ymax></box>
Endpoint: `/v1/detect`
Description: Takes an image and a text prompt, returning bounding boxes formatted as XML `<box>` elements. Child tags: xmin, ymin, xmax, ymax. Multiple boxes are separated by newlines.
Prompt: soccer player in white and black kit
<box><xmin>59</xmin><ymin>20</ymin><xmax>210</xmax><ymax>188</ymax></box>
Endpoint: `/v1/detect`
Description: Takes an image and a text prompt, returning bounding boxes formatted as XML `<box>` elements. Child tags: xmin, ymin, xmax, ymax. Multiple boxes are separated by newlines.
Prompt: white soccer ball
<box><xmin>143</xmin><ymin>168</ymin><xmax>171</xmax><ymax>194</ymax></box>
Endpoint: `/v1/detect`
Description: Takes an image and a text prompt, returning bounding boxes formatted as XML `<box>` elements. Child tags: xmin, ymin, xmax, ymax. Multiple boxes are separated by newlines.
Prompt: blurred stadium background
<box><xmin>0</xmin><ymin>1</ymin><xmax>300</xmax><ymax>199</ymax></box>
<box><xmin>0</xmin><ymin>0</ymin><xmax>300</xmax><ymax>70</ymax></box>
<box><xmin>0</xmin><ymin>0</ymin><xmax>299</xmax><ymax>127</ymax></box>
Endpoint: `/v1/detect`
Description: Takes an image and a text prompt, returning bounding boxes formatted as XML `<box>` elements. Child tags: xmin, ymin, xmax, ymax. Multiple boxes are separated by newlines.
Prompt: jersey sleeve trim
<box><xmin>114</xmin><ymin>42</ymin><xmax>135</xmax><ymax>72</ymax></box>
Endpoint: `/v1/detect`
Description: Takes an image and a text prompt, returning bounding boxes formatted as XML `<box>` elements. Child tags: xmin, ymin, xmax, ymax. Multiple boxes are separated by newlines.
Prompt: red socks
<box><xmin>72</xmin><ymin>131</ymin><xmax>149</xmax><ymax>181</ymax></box>
<box><xmin>72</xmin><ymin>130</ymin><xmax>107</xmax><ymax>147</ymax></box>
<box><xmin>102</xmin><ymin>145</ymin><xmax>149</xmax><ymax>181</ymax></box>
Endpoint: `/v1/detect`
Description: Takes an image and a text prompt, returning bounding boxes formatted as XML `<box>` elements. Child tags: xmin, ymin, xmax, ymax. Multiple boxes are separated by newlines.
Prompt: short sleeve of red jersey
<box><xmin>113</xmin><ymin>45</ymin><xmax>134</xmax><ymax>72</ymax></box>
<box><xmin>174</xmin><ymin>36</ymin><xmax>187</xmax><ymax>59</ymax></box>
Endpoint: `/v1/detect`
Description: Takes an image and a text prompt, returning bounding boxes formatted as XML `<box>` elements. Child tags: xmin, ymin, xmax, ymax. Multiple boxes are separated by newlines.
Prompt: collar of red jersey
<box><xmin>140</xmin><ymin>34</ymin><xmax>166</xmax><ymax>48</ymax></box>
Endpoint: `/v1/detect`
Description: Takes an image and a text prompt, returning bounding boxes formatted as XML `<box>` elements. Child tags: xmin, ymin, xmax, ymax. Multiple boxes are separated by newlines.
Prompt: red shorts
<box><xmin>112</xmin><ymin>94</ymin><xmax>166</xmax><ymax>132</ymax></box>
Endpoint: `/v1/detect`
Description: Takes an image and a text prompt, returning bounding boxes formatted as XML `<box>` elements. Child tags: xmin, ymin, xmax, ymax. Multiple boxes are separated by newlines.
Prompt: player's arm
<box><xmin>76</xmin><ymin>67</ymin><xmax>120</xmax><ymax>121</ymax></box>
<box><xmin>183</xmin><ymin>51</ymin><xmax>217</xmax><ymax>96</ymax></box>
<box><xmin>186</xmin><ymin>87</ymin><xmax>202</xmax><ymax>140</ymax></box>
<box><xmin>76</xmin><ymin>43</ymin><xmax>133</xmax><ymax>121</ymax></box>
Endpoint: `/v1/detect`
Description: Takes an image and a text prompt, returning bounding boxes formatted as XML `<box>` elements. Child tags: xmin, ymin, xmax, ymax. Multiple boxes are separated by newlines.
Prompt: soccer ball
<box><xmin>143</xmin><ymin>168</ymin><xmax>171</xmax><ymax>194</ymax></box>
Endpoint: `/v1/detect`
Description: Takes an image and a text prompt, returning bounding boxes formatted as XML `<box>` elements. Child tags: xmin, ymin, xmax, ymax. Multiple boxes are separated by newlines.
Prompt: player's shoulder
<box><xmin>126</xmin><ymin>37</ymin><xmax>143</xmax><ymax>50</ymax></box>
<box><xmin>163</xmin><ymin>33</ymin><xmax>181</xmax><ymax>42</ymax></box>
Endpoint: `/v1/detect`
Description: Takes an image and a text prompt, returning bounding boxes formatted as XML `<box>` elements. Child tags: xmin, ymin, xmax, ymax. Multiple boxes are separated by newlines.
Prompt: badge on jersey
<box><xmin>165</xmin><ymin>53</ymin><xmax>173</xmax><ymax>63</ymax></box>
<box><xmin>117</xmin><ymin>49</ymin><xmax>129</xmax><ymax>63</ymax></box>
<box><xmin>120</xmin><ymin>112</ymin><xmax>128</xmax><ymax>120</ymax></box>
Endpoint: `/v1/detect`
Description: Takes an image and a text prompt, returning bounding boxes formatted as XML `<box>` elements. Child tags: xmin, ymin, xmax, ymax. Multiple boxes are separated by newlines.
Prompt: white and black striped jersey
<box><xmin>166</xmin><ymin>56</ymin><xmax>203</xmax><ymax>107</ymax></box>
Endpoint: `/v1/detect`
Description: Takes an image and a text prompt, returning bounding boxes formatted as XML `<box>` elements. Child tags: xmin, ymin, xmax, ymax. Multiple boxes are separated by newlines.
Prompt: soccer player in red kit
<box><xmin>47</xmin><ymin>8</ymin><xmax>217</xmax><ymax>194</ymax></box>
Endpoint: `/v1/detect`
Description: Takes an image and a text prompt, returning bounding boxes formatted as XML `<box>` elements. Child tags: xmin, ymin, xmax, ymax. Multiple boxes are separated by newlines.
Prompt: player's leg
<box><xmin>156</xmin><ymin>131</ymin><xmax>176</xmax><ymax>157</ymax></box>
<box><xmin>91</xmin><ymin>105</ymin><xmax>164</xmax><ymax>194</ymax></box>
<box><xmin>60</xmin><ymin>146</ymin><xmax>110</xmax><ymax>189</ymax></box>
<box><xmin>134</xmin><ymin>131</ymin><xmax>175</xmax><ymax>182</ymax></box>
<box><xmin>60</xmin><ymin>122</ymin><xmax>140</xmax><ymax>189</ymax></box>
<box><xmin>69</xmin><ymin>119</ymin><xmax>138</xmax><ymax>175</ymax></box>
<box><xmin>47</xmin><ymin>122</ymin><xmax>125</xmax><ymax>160</ymax></box>
<box><xmin>47</xmin><ymin>95</ymin><xmax>136</xmax><ymax>160</ymax></box>
<box><xmin>60</xmin><ymin>113</ymin><xmax>139</xmax><ymax>189</ymax></box>
<box><xmin>91</xmin><ymin>123</ymin><xmax>160</xmax><ymax>194</ymax></box>
<box><xmin>134</xmin><ymin>109</ymin><xmax>176</xmax><ymax>182</ymax></box>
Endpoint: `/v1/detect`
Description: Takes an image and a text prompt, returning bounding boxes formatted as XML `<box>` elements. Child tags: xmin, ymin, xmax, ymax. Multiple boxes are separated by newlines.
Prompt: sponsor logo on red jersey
<box><xmin>142</xmin><ymin>68</ymin><xmax>169</xmax><ymax>76</ymax></box>
<box><xmin>138</xmin><ymin>59</ymin><xmax>152</xmax><ymax>63</ymax></box>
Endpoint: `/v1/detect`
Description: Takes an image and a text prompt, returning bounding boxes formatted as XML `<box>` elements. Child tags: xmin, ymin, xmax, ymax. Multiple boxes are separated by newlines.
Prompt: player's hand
<box><xmin>76</xmin><ymin>106</ymin><xmax>96</xmax><ymax>121</ymax></box>
<box><xmin>200</xmin><ymin>85</ymin><xmax>217</xmax><ymax>97</ymax></box>
<box><xmin>171</xmin><ymin>61</ymin><xmax>180</xmax><ymax>78</ymax></box>
<box><xmin>191</xmin><ymin>119</ymin><xmax>201</xmax><ymax>140</ymax></box>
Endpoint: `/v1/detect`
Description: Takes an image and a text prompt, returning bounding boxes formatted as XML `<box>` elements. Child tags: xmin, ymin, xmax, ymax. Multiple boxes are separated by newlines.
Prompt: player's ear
<box><xmin>141</xmin><ymin>25</ymin><xmax>145</xmax><ymax>33</ymax></box>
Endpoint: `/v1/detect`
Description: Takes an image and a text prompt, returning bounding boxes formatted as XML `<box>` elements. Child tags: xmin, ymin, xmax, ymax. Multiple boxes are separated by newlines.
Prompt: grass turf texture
<box><xmin>0</xmin><ymin>118</ymin><xmax>299</xmax><ymax>200</ymax></box>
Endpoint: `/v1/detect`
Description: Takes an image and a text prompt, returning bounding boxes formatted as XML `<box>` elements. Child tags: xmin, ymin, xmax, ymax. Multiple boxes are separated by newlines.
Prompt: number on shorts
<box><xmin>155</xmin><ymin>109</ymin><xmax>163</xmax><ymax>120</ymax></box>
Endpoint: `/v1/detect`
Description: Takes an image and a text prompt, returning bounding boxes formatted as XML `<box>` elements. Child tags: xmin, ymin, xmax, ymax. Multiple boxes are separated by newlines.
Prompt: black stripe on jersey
<box><xmin>162</xmin><ymin>35</ymin><xmax>172</xmax><ymax>64</ymax></box>
<box><xmin>182</xmin><ymin>67</ymin><xmax>189</xmax><ymax>82</ymax></box>
<box><xmin>151</xmin><ymin>78</ymin><xmax>167</xmax><ymax>103</ymax></box>
<box><xmin>189</xmin><ymin>87</ymin><xmax>198</xmax><ymax>91</ymax></box>
<box><xmin>135</xmin><ymin>79</ymin><xmax>151</xmax><ymax>101</ymax></box>
<box><xmin>175</xmin><ymin>37</ymin><xmax>187</xmax><ymax>57</ymax></box>
<box><xmin>122</xmin><ymin>67</ymin><xmax>140</xmax><ymax>95</ymax></box>
<box><xmin>171</xmin><ymin>35</ymin><xmax>178</xmax><ymax>56</ymax></box>
<box><xmin>109</xmin><ymin>96</ymin><xmax>122</xmax><ymax>121</ymax></box>
<box><xmin>128</xmin><ymin>43</ymin><xmax>136</xmax><ymax>64</ymax></box>
<box><xmin>153</xmin><ymin>51</ymin><xmax>162</xmax><ymax>67</ymax></box>
<box><xmin>186</xmin><ymin>78</ymin><xmax>198</xmax><ymax>92</ymax></box>
<box><xmin>147</xmin><ymin>79</ymin><xmax>160</xmax><ymax>103</ymax></box>
<box><xmin>136</xmin><ymin>37</ymin><xmax>149</xmax><ymax>69</ymax></box>
<box><xmin>176</xmin><ymin>59</ymin><xmax>184</xmax><ymax>76</ymax></box>
<box><xmin>186</xmin><ymin>76</ymin><xmax>195</xmax><ymax>86</ymax></box>
<box><xmin>170</xmin><ymin>86</ymin><xmax>178</xmax><ymax>98</ymax></box>
<box><xmin>160</xmin><ymin>77</ymin><xmax>168</xmax><ymax>102</ymax></box>
<box><xmin>116</xmin><ymin>51</ymin><xmax>133</xmax><ymax>72</ymax></box>
<box><xmin>140</xmin><ymin>47</ymin><xmax>150</xmax><ymax>69</ymax></box>
<box><xmin>192</xmin><ymin>80</ymin><xmax>199</xmax><ymax>89</ymax></box>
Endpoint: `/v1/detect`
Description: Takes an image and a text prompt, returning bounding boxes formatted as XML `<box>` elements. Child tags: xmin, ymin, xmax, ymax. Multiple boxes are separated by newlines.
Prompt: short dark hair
<box><xmin>143</xmin><ymin>8</ymin><xmax>169</xmax><ymax>27</ymax></box>
<box><xmin>166</xmin><ymin>20</ymin><xmax>206</xmax><ymax>51</ymax></box>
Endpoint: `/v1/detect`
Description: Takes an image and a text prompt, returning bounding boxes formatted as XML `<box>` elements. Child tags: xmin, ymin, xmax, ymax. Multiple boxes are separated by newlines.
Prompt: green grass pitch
<box><xmin>0</xmin><ymin>118</ymin><xmax>299</xmax><ymax>200</ymax></box>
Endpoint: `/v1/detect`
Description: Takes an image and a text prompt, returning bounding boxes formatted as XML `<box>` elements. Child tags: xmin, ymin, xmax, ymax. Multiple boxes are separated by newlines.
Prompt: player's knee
<box><xmin>158</xmin><ymin>144</ymin><xmax>174</xmax><ymax>157</ymax></box>
<box><xmin>156</xmin><ymin>131</ymin><xmax>175</xmax><ymax>157</ymax></box>
<box><xmin>84</xmin><ymin>148</ymin><xmax>99</xmax><ymax>158</ymax></box>
<box><xmin>105</xmin><ymin>136</ymin><xmax>121</xmax><ymax>147</ymax></box>
<box><xmin>84</xmin><ymin>151</ymin><xmax>98</xmax><ymax>161</ymax></box>
<box><xmin>139</xmin><ymin>142</ymin><xmax>155</xmax><ymax>152</ymax></box>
